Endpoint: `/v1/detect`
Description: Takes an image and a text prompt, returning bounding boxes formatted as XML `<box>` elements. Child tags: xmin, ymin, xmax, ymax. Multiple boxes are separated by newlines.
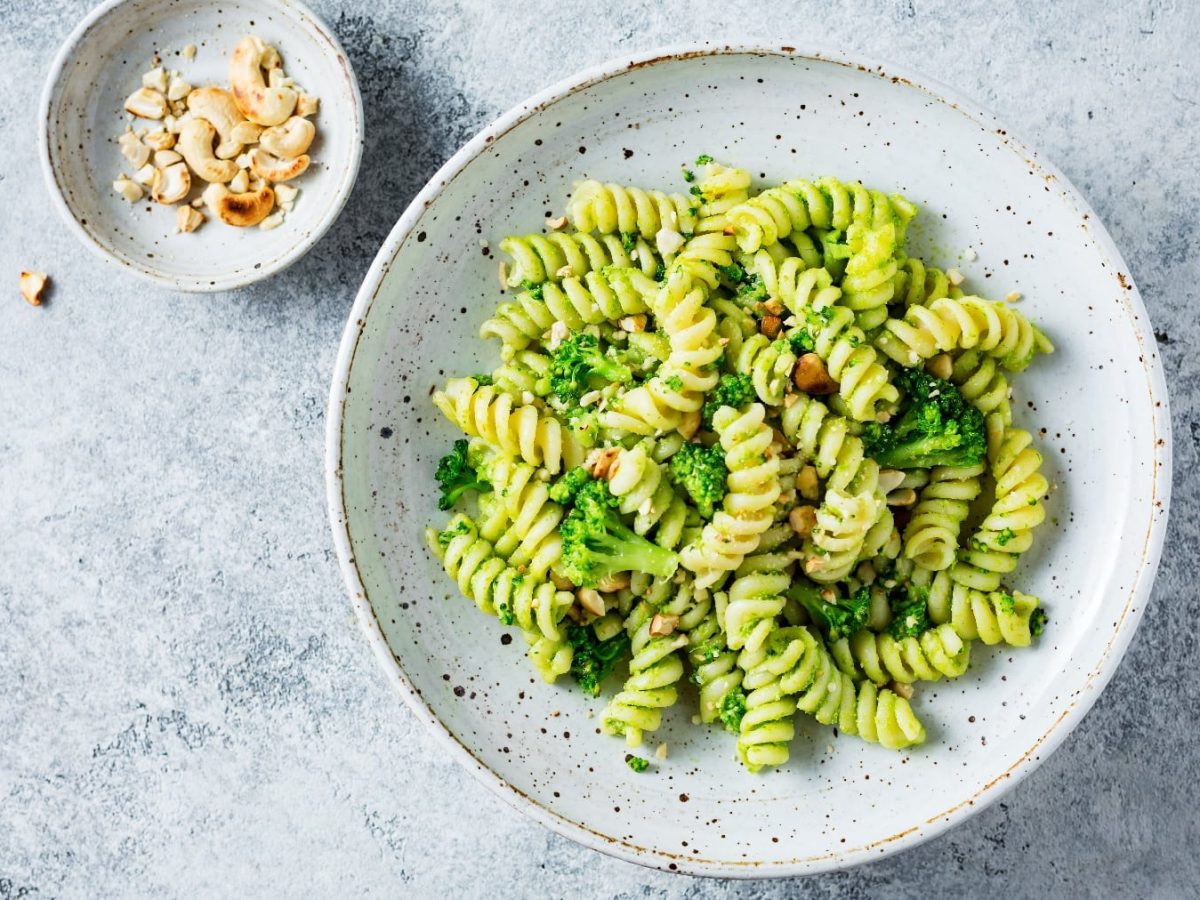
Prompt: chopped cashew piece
<box><xmin>946</xmin><ymin>267</ymin><xmax>964</xmax><ymax>286</ymax></box>
<box><xmin>175</xmin><ymin>205</ymin><xmax>205</xmax><ymax>233</ymax></box>
<box><xmin>112</xmin><ymin>177</ymin><xmax>143</xmax><ymax>202</ymax></box>
<box><xmin>890</xmin><ymin>681</ymin><xmax>915</xmax><ymax>700</ymax></box>
<box><xmin>792</xmin><ymin>353</ymin><xmax>839</xmax><ymax>395</ymax></box>
<box><xmin>648</xmin><ymin>614</ymin><xmax>679</xmax><ymax>637</ymax></box>
<box><xmin>595</xmin><ymin>572</ymin><xmax>630</xmax><ymax>592</ymax></box>
<box><xmin>119</xmin><ymin>130</ymin><xmax>150</xmax><ymax>168</ymax></box>
<box><xmin>273</xmin><ymin>183</ymin><xmax>298</xmax><ymax>206</ymax></box>
<box><xmin>788</xmin><ymin>505</ymin><xmax>818</xmax><ymax>538</ymax></box>
<box><xmin>182</xmin><ymin>44</ymin><xmax>197</xmax><ymax>61</ymax></box>
<box><xmin>133</xmin><ymin>163</ymin><xmax>156</xmax><ymax>185</ymax></box>
<box><xmin>927</xmin><ymin>352</ymin><xmax>953</xmax><ymax>381</ymax></box>
<box><xmin>655</xmin><ymin>227</ymin><xmax>685</xmax><ymax>256</ymax></box>
<box><xmin>295</xmin><ymin>92</ymin><xmax>319</xmax><ymax>117</ymax></box>
<box><xmin>248</xmin><ymin>147</ymin><xmax>309</xmax><ymax>182</ymax></box>
<box><xmin>655</xmin><ymin>743</ymin><xmax>668</xmax><ymax>760</ymax></box>
<box><xmin>618</xmin><ymin>314</ymin><xmax>647</xmax><ymax>333</ymax></box>
<box><xmin>230</xmin><ymin>36</ymin><xmax>297</xmax><ymax>126</ymax></box>
<box><xmin>19</xmin><ymin>271</ymin><xmax>47</xmax><ymax>306</ymax></box>
<box><xmin>796</xmin><ymin>465</ymin><xmax>819</xmax><ymax>501</ymax></box>
<box><xmin>166</xmin><ymin>76</ymin><xmax>192</xmax><ymax>102</ymax></box>
<box><xmin>124</xmin><ymin>87</ymin><xmax>167</xmax><ymax>119</ymax></box>
<box><xmin>877</xmin><ymin>468</ymin><xmax>907</xmax><ymax>495</ymax></box>
<box><xmin>588</xmin><ymin>447</ymin><xmax>621</xmax><ymax>479</ymax></box>
<box><xmin>142</xmin><ymin>67</ymin><xmax>168</xmax><ymax>93</ymax></box>
<box><xmin>143</xmin><ymin>128</ymin><xmax>175</xmax><ymax>151</ymax></box>
<box><xmin>759</xmin><ymin>314</ymin><xmax>783</xmax><ymax>339</ymax></box>
<box><xmin>887</xmin><ymin>488</ymin><xmax>918</xmax><ymax>508</ymax></box>
<box><xmin>258</xmin><ymin>210</ymin><xmax>285</xmax><ymax>230</ymax></box>
<box><xmin>228</xmin><ymin>169</ymin><xmax>250</xmax><ymax>193</ymax></box>
<box><xmin>153</xmin><ymin>149</ymin><xmax>182</xmax><ymax>167</ymax></box>
<box><xmin>545</xmin><ymin>215</ymin><xmax>567</xmax><ymax>230</ymax></box>
<box><xmin>178</xmin><ymin>118</ymin><xmax>239</xmax><ymax>183</ymax></box>
<box><xmin>151</xmin><ymin>162</ymin><xmax>191</xmax><ymax>203</ymax></box>
<box><xmin>576</xmin><ymin>588</ymin><xmax>606</xmax><ymax>618</ymax></box>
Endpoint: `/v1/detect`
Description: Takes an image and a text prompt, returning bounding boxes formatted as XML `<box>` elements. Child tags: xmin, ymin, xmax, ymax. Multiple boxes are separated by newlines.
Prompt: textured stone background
<box><xmin>2</xmin><ymin>0</ymin><xmax>1198</xmax><ymax>896</ymax></box>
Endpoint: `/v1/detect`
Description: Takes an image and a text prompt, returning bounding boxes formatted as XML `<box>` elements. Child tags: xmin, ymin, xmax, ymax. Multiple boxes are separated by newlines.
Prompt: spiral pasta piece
<box><xmin>567</xmin><ymin>180</ymin><xmax>698</xmax><ymax>239</ymax></box>
<box><xmin>692</xmin><ymin>163</ymin><xmax>754</xmax><ymax>234</ymax></box>
<box><xmin>903</xmin><ymin>464</ymin><xmax>985</xmax><ymax>571</ymax></box>
<box><xmin>831</xmin><ymin>624</ymin><xmax>971</xmax><ymax>684</ymax></box>
<box><xmin>433</xmin><ymin>378</ymin><xmax>584</xmax><ymax>475</ymax></box>
<box><xmin>840</xmin><ymin>222</ymin><xmax>900</xmax><ymax>331</ymax></box>
<box><xmin>799</xmin><ymin>298</ymin><xmax>900</xmax><ymax>421</ymax></box>
<box><xmin>481</xmin><ymin>289</ymin><xmax>557</xmax><ymax>352</ymax></box>
<box><xmin>780</xmin><ymin>394</ymin><xmax>881</xmax><ymax>495</ymax></box>
<box><xmin>894</xmin><ymin>256</ymin><xmax>953</xmax><ymax>306</ymax></box>
<box><xmin>500</xmin><ymin>231</ymin><xmax>660</xmax><ymax>286</ymax></box>
<box><xmin>601</xmin><ymin>265</ymin><xmax>722</xmax><ymax>436</ymax></box>
<box><xmin>429</xmin><ymin>516</ymin><xmax>574</xmax><ymax>658</ymax></box>
<box><xmin>802</xmin><ymin>487</ymin><xmax>881</xmax><ymax>584</ymax></box>
<box><xmin>732</xmin><ymin>333</ymin><xmax>796</xmax><ymax>406</ymax></box>
<box><xmin>724</xmin><ymin>568</ymin><xmax>790</xmax><ymax>653</ymax></box>
<box><xmin>539</xmin><ymin>266</ymin><xmax>659</xmax><ymax>330</ymax></box>
<box><xmin>875</xmin><ymin>295</ymin><xmax>1049</xmax><ymax>372</ymax></box>
<box><xmin>602</xmin><ymin>579</ymin><xmax>702</xmax><ymax>746</ymax></box>
<box><xmin>927</xmin><ymin>572</ymin><xmax>1043</xmax><ymax>646</ymax></box>
<box><xmin>490</xmin><ymin>349</ymin><xmax>551</xmax><ymax>398</ymax></box>
<box><xmin>948</xmin><ymin>349</ymin><xmax>1012</xmax><ymax>424</ymax></box>
<box><xmin>950</xmin><ymin>423</ymin><xmax>1049</xmax><ymax>591</ymax></box>
<box><xmin>606</xmin><ymin>443</ymin><xmax>689</xmax><ymax>549</ymax></box>
<box><xmin>680</xmin><ymin>404</ymin><xmax>781</xmax><ymax>587</ymax></box>
<box><xmin>687</xmin><ymin>605</ymin><xmax>744</xmax><ymax>725</ymax></box>
<box><xmin>475</xmin><ymin>455</ymin><xmax>564</xmax><ymax>578</ymax></box>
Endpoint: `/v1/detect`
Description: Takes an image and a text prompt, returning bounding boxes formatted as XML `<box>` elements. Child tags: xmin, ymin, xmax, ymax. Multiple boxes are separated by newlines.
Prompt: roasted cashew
<box><xmin>229</xmin><ymin>36</ymin><xmax>296</xmax><ymax>126</ymax></box>
<box><xmin>177</xmin><ymin>118</ymin><xmax>239</xmax><ymax>184</ymax></box>
<box><xmin>186</xmin><ymin>87</ymin><xmax>246</xmax><ymax>159</ymax></box>
<box><xmin>258</xmin><ymin>116</ymin><xmax>315</xmax><ymax>159</ymax></box>
<box><xmin>248</xmin><ymin>148</ymin><xmax>309</xmax><ymax>182</ymax></box>
<box><xmin>202</xmin><ymin>182</ymin><xmax>275</xmax><ymax>227</ymax></box>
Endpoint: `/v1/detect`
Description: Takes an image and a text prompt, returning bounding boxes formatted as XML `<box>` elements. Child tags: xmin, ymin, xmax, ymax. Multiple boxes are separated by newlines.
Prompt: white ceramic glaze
<box><xmin>325</xmin><ymin>46</ymin><xmax>1171</xmax><ymax>877</ymax></box>
<box><xmin>39</xmin><ymin>0</ymin><xmax>363</xmax><ymax>292</ymax></box>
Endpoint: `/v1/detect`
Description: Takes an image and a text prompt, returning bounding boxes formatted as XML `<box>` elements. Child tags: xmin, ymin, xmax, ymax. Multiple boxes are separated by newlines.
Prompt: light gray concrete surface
<box><xmin>2</xmin><ymin>0</ymin><xmax>1198</xmax><ymax>896</ymax></box>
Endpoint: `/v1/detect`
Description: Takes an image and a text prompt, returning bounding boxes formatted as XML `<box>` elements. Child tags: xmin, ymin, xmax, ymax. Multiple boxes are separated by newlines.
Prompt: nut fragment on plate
<box><xmin>19</xmin><ymin>271</ymin><xmax>47</xmax><ymax>306</ymax></box>
<box><xmin>151</xmin><ymin>162</ymin><xmax>191</xmax><ymax>203</ymax></box>
<box><xmin>175</xmin><ymin>205</ymin><xmax>205</xmax><ymax>233</ymax></box>
<box><xmin>112</xmin><ymin>176</ymin><xmax>143</xmax><ymax>202</ymax></box>
<box><xmin>124</xmin><ymin>87</ymin><xmax>167</xmax><ymax>119</ymax></box>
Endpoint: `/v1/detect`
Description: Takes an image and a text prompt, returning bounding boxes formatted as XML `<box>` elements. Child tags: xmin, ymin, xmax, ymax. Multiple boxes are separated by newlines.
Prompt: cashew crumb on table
<box><xmin>19</xmin><ymin>271</ymin><xmax>48</xmax><ymax>306</ymax></box>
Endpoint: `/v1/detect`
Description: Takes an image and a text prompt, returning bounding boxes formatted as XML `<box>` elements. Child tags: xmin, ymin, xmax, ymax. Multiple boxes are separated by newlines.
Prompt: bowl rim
<box><xmin>37</xmin><ymin>0</ymin><xmax>364</xmax><ymax>293</ymax></box>
<box><xmin>324</xmin><ymin>42</ymin><xmax>1173</xmax><ymax>878</ymax></box>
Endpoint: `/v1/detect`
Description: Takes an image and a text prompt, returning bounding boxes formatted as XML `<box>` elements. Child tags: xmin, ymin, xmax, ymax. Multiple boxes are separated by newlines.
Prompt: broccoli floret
<box><xmin>436</xmin><ymin>519</ymin><xmax>472</xmax><ymax>547</ymax></box>
<box><xmin>996</xmin><ymin>528</ymin><xmax>1017</xmax><ymax>546</ymax></box>
<box><xmin>736</xmin><ymin>275</ymin><xmax>769</xmax><ymax>306</ymax></box>
<box><xmin>654</xmin><ymin>262</ymin><xmax>667</xmax><ymax>282</ymax></box>
<box><xmin>471</xmin><ymin>373</ymin><xmax>494</xmax><ymax>386</ymax></box>
<box><xmin>549</xmin><ymin>466</ymin><xmax>594</xmax><ymax>505</ymax></box>
<box><xmin>886</xmin><ymin>583</ymin><xmax>931</xmax><ymax>639</ymax></box>
<box><xmin>788</xmin><ymin>328</ymin><xmax>815</xmax><ymax>355</ymax></box>
<box><xmin>559</xmin><ymin>479</ymin><xmax>679</xmax><ymax>587</ymax></box>
<box><xmin>1030</xmin><ymin>608</ymin><xmax>1048</xmax><ymax>637</ymax></box>
<box><xmin>718</xmin><ymin>688</ymin><xmax>747</xmax><ymax>734</ymax></box>
<box><xmin>567</xmin><ymin>622</ymin><xmax>631</xmax><ymax>696</ymax></box>
<box><xmin>519</xmin><ymin>279</ymin><xmax>544</xmax><ymax>301</ymax></box>
<box><xmin>682</xmin><ymin>168</ymin><xmax>696</xmax><ymax>183</ymax></box>
<box><xmin>862</xmin><ymin>368</ymin><xmax>987</xmax><ymax>469</ymax></box>
<box><xmin>695</xmin><ymin>153</ymin><xmax>714</xmax><ymax>165</ymax></box>
<box><xmin>702</xmin><ymin>373</ymin><xmax>755</xmax><ymax>428</ymax></box>
<box><xmin>789</xmin><ymin>583</ymin><xmax>871</xmax><ymax>641</ymax></box>
<box><xmin>548</xmin><ymin>333</ymin><xmax>633</xmax><ymax>407</ymax></box>
<box><xmin>625</xmin><ymin>754</ymin><xmax>650</xmax><ymax>772</ymax></box>
<box><xmin>621</xmin><ymin>231</ymin><xmax>637</xmax><ymax>252</ymax></box>
<box><xmin>717</xmin><ymin>262</ymin><xmax>746</xmax><ymax>284</ymax></box>
<box><xmin>434</xmin><ymin>439</ymin><xmax>491</xmax><ymax>510</ymax></box>
<box><xmin>668</xmin><ymin>441</ymin><xmax>728</xmax><ymax>519</ymax></box>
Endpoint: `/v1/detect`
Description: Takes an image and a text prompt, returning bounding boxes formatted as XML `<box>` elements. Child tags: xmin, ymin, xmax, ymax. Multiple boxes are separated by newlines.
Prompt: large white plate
<box><xmin>325</xmin><ymin>45</ymin><xmax>1171</xmax><ymax>877</ymax></box>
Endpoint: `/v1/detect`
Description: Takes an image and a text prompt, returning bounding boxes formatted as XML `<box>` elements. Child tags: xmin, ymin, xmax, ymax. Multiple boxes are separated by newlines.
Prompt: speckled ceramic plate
<box><xmin>39</xmin><ymin>0</ymin><xmax>363</xmax><ymax>292</ymax></box>
<box><xmin>325</xmin><ymin>45</ymin><xmax>1171</xmax><ymax>877</ymax></box>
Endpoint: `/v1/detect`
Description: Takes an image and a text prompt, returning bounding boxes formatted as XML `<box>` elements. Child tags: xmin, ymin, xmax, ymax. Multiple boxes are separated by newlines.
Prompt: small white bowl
<box><xmin>39</xmin><ymin>0</ymin><xmax>363</xmax><ymax>292</ymax></box>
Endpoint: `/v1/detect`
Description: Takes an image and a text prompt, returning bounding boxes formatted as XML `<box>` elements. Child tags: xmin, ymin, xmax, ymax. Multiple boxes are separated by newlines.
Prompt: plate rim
<box><xmin>36</xmin><ymin>0</ymin><xmax>365</xmax><ymax>293</ymax></box>
<box><xmin>324</xmin><ymin>42</ymin><xmax>1173</xmax><ymax>878</ymax></box>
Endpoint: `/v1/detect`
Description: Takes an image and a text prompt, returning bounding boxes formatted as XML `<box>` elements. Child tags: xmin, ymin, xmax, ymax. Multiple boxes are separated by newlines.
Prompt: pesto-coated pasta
<box><xmin>425</xmin><ymin>157</ymin><xmax>1056</xmax><ymax>773</ymax></box>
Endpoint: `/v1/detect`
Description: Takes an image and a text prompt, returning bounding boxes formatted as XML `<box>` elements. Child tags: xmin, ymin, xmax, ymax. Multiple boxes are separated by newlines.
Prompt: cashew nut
<box><xmin>229</xmin><ymin>36</ymin><xmax>296</xmax><ymax>126</ymax></box>
<box><xmin>249</xmin><ymin>147</ymin><xmax>309</xmax><ymax>182</ymax></box>
<box><xmin>186</xmin><ymin>87</ymin><xmax>246</xmax><ymax>159</ymax></box>
<box><xmin>153</xmin><ymin>149</ymin><xmax>182</xmax><ymax>167</ymax></box>
<box><xmin>141</xmin><ymin>66</ymin><xmax>168</xmax><ymax>93</ymax></box>
<box><xmin>176</xmin><ymin>205</ymin><xmax>205</xmax><ymax>233</ymax></box>
<box><xmin>19</xmin><ymin>271</ymin><xmax>47</xmax><ymax>306</ymax></box>
<box><xmin>259</xmin><ymin>211</ymin><xmax>285</xmax><ymax>231</ymax></box>
<box><xmin>295</xmin><ymin>93</ymin><xmax>319</xmax><ymax>118</ymax></box>
<box><xmin>118</xmin><ymin>130</ymin><xmax>150</xmax><ymax>168</ymax></box>
<box><xmin>202</xmin><ymin>182</ymin><xmax>275</xmax><ymax>227</ymax></box>
<box><xmin>151</xmin><ymin>162</ymin><xmax>191</xmax><ymax>204</ymax></box>
<box><xmin>166</xmin><ymin>76</ymin><xmax>192</xmax><ymax>102</ymax></box>
<box><xmin>143</xmin><ymin>128</ymin><xmax>175</xmax><ymax>151</ymax></box>
<box><xmin>178</xmin><ymin>118</ymin><xmax>239</xmax><ymax>183</ymax></box>
<box><xmin>112</xmin><ymin>176</ymin><xmax>143</xmax><ymax>203</ymax></box>
<box><xmin>124</xmin><ymin>87</ymin><xmax>167</xmax><ymax>119</ymax></box>
<box><xmin>229</xmin><ymin>169</ymin><xmax>250</xmax><ymax>193</ymax></box>
<box><xmin>259</xmin><ymin>116</ymin><xmax>315</xmax><ymax>159</ymax></box>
